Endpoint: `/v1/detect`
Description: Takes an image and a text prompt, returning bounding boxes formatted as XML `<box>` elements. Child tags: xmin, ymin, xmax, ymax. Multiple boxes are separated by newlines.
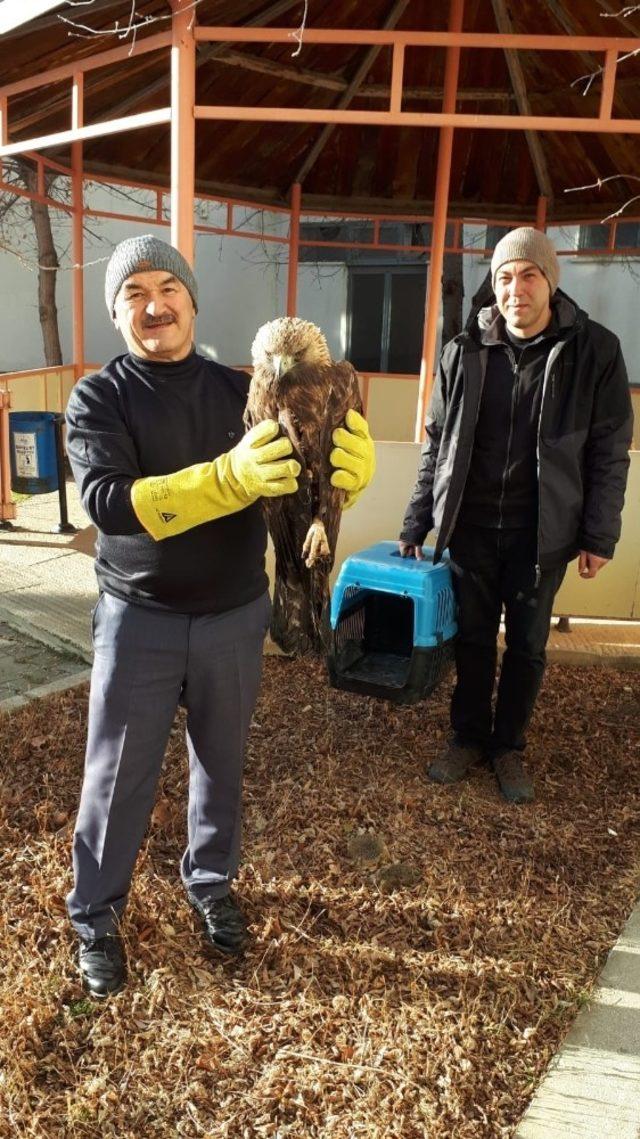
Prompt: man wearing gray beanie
<box><xmin>400</xmin><ymin>225</ymin><xmax>633</xmax><ymax>805</ymax></box>
<box><xmin>63</xmin><ymin>234</ymin><xmax>375</xmax><ymax>995</ymax></box>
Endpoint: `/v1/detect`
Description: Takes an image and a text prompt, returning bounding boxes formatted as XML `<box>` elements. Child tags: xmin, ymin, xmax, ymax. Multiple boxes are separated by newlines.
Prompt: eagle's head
<box><xmin>251</xmin><ymin>316</ymin><xmax>332</xmax><ymax>380</ymax></box>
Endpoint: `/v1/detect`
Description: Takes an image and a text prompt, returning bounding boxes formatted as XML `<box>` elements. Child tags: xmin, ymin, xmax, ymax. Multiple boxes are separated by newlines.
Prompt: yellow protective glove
<box><xmin>329</xmin><ymin>409</ymin><xmax>376</xmax><ymax>509</ymax></box>
<box><xmin>131</xmin><ymin>419</ymin><xmax>300</xmax><ymax>541</ymax></box>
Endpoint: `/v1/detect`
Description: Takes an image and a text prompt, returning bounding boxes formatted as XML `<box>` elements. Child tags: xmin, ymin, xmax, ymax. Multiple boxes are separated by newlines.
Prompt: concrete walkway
<box><xmin>1</xmin><ymin>482</ymin><xmax>639</xmax><ymax>1138</ymax></box>
<box><xmin>515</xmin><ymin>905</ymin><xmax>640</xmax><ymax>1139</ymax></box>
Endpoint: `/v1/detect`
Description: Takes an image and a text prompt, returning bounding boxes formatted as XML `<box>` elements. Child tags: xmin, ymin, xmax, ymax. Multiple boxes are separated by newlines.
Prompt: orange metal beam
<box><xmin>536</xmin><ymin>194</ymin><xmax>548</xmax><ymax>229</ymax></box>
<box><xmin>72</xmin><ymin>72</ymin><xmax>85</xmax><ymax>383</ymax></box>
<box><xmin>194</xmin><ymin>27</ymin><xmax>640</xmax><ymax>51</ymax></box>
<box><xmin>287</xmin><ymin>181</ymin><xmax>301</xmax><ymax>315</ymax></box>
<box><xmin>390</xmin><ymin>43</ymin><xmax>406</xmax><ymax>114</ymax></box>
<box><xmin>0</xmin><ymin>108</ymin><xmax>172</xmax><ymax>160</ymax></box>
<box><xmin>415</xmin><ymin>0</ymin><xmax>464</xmax><ymax>443</ymax></box>
<box><xmin>170</xmin><ymin>0</ymin><xmax>196</xmax><ymax>263</ymax></box>
<box><xmin>0</xmin><ymin>390</ymin><xmax>16</xmax><ymax>524</ymax></box>
<box><xmin>600</xmin><ymin>48</ymin><xmax>619</xmax><ymax>122</ymax></box>
<box><xmin>0</xmin><ymin>31</ymin><xmax>172</xmax><ymax>100</ymax></box>
<box><xmin>195</xmin><ymin>106</ymin><xmax>640</xmax><ymax>133</ymax></box>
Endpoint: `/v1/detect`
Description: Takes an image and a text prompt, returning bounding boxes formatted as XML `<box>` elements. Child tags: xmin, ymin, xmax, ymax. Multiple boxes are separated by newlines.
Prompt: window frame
<box><xmin>346</xmin><ymin>264</ymin><xmax>427</xmax><ymax>374</ymax></box>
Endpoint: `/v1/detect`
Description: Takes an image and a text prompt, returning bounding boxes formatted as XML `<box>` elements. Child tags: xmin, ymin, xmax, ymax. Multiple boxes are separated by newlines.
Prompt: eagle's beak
<box><xmin>273</xmin><ymin>354</ymin><xmax>296</xmax><ymax>379</ymax></box>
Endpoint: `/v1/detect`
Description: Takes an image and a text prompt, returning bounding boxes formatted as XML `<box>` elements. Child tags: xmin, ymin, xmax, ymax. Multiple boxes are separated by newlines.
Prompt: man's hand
<box><xmin>230</xmin><ymin>420</ymin><xmax>300</xmax><ymax>499</ymax></box>
<box><xmin>578</xmin><ymin>550</ymin><xmax>610</xmax><ymax>579</ymax></box>
<box><xmin>330</xmin><ymin>409</ymin><xmax>376</xmax><ymax>509</ymax></box>
<box><xmin>131</xmin><ymin>419</ymin><xmax>300</xmax><ymax>541</ymax></box>
<box><xmin>399</xmin><ymin>541</ymin><xmax>425</xmax><ymax>560</ymax></box>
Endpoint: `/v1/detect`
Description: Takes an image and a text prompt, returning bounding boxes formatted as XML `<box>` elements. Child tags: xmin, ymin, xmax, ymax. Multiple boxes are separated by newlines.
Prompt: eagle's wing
<box><xmin>244</xmin><ymin>364</ymin><xmax>279</xmax><ymax>428</ymax></box>
<box><xmin>317</xmin><ymin>361</ymin><xmax>364</xmax><ymax>556</ymax></box>
<box><xmin>252</xmin><ymin>363</ymin><xmax>329</xmax><ymax>578</ymax></box>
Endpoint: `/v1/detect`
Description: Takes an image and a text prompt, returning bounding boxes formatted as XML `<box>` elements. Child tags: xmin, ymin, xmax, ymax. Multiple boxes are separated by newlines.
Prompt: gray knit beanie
<box><xmin>105</xmin><ymin>234</ymin><xmax>198</xmax><ymax>316</ymax></box>
<box><xmin>491</xmin><ymin>227</ymin><xmax>560</xmax><ymax>295</ymax></box>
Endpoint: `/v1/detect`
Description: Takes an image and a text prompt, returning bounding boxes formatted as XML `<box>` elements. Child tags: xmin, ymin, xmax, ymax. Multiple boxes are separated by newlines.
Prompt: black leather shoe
<box><xmin>188</xmin><ymin>892</ymin><xmax>249</xmax><ymax>956</ymax></box>
<box><xmin>78</xmin><ymin>934</ymin><xmax>126</xmax><ymax>997</ymax></box>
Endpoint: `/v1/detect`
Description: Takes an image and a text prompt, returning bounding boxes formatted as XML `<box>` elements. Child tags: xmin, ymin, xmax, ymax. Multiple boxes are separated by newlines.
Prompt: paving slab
<box><xmin>515</xmin><ymin>901</ymin><xmax>640</xmax><ymax>1139</ymax></box>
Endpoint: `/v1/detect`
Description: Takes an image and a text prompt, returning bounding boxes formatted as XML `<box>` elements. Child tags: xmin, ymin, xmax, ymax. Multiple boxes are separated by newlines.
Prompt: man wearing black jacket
<box><xmin>65</xmin><ymin>234</ymin><xmax>375</xmax><ymax>996</ymax></box>
<box><xmin>399</xmin><ymin>227</ymin><xmax>633</xmax><ymax>805</ymax></box>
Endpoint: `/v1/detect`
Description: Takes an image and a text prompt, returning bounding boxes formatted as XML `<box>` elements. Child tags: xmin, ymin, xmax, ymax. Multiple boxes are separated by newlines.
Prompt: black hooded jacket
<box><xmin>400</xmin><ymin>290</ymin><xmax>633</xmax><ymax>569</ymax></box>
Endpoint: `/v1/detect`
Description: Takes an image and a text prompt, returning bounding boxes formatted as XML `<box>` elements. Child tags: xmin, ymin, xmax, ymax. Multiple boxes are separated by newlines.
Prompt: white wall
<box><xmin>461</xmin><ymin>223</ymin><xmax>639</xmax><ymax>376</ymax></box>
<box><xmin>1</xmin><ymin>190</ymin><xmax>638</xmax><ymax>389</ymax></box>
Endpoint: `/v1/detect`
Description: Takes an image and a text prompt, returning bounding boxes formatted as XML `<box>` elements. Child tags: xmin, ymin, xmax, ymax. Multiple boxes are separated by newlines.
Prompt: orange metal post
<box><xmin>390</xmin><ymin>43</ymin><xmax>405</xmax><ymax>114</ymax></box>
<box><xmin>171</xmin><ymin>0</ymin><xmax>196</xmax><ymax>264</ymax></box>
<box><xmin>0</xmin><ymin>390</ymin><xmax>16</xmax><ymax>525</ymax></box>
<box><xmin>72</xmin><ymin>73</ymin><xmax>85</xmax><ymax>382</ymax></box>
<box><xmin>600</xmin><ymin>48</ymin><xmax>618</xmax><ymax>122</ymax></box>
<box><xmin>414</xmin><ymin>0</ymin><xmax>464</xmax><ymax>443</ymax></box>
<box><xmin>287</xmin><ymin>181</ymin><xmax>301</xmax><ymax>316</ymax></box>
<box><xmin>535</xmin><ymin>195</ymin><xmax>548</xmax><ymax>230</ymax></box>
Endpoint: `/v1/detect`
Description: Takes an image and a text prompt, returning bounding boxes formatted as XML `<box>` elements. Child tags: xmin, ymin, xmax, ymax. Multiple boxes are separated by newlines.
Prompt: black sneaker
<box><xmin>78</xmin><ymin>933</ymin><xmax>126</xmax><ymax>997</ymax></box>
<box><xmin>188</xmin><ymin>892</ymin><xmax>249</xmax><ymax>956</ymax></box>
<box><xmin>428</xmin><ymin>742</ymin><xmax>483</xmax><ymax>785</ymax></box>
<box><xmin>492</xmin><ymin>751</ymin><xmax>535</xmax><ymax>804</ymax></box>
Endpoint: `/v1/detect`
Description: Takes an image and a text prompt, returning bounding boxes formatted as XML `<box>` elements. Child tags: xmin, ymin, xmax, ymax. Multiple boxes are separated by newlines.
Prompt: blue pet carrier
<box><xmin>327</xmin><ymin>541</ymin><xmax>457</xmax><ymax>704</ymax></box>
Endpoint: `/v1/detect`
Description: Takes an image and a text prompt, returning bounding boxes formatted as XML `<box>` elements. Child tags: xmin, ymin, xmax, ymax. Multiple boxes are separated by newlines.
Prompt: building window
<box><xmin>578</xmin><ymin>224</ymin><xmax>610</xmax><ymax>252</ymax></box>
<box><xmin>484</xmin><ymin>224</ymin><xmax>512</xmax><ymax>253</ymax></box>
<box><xmin>347</xmin><ymin>267</ymin><xmax>427</xmax><ymax>373</ymax></box>
<box><xmin>614</xmin><ymin>221</ymin><xmax>640</xmax><ymax>249</ymax></box>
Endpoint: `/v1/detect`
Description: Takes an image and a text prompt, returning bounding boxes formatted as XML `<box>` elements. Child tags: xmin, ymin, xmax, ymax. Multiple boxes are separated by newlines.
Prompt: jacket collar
<box><xmin>476</xmin><ymin>289</ymin><xmax>584</xmax><ymax>345</ymax></box>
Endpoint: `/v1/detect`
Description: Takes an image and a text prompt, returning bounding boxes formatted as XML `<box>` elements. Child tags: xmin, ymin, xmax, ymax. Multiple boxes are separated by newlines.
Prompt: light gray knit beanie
<box><xmin>105</xmin><ymin>234</ymin><xmax>198</xmax><ymax>316</ymax></box>
<box><xmin>491</xmin><ymin>226</ymin><xmax>560</xmax><ymax>295</ymax></box>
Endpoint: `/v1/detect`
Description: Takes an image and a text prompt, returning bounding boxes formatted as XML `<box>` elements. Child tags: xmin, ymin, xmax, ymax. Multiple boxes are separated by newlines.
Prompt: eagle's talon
<box><xmin>302</xmin><ymin>520</ymin><xmax>330</xmax><ymax>567</ymax></box>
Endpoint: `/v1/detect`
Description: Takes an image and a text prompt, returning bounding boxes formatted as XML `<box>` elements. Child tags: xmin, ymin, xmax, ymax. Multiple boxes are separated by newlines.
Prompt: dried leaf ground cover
<box><xmin>0</xmin><ymin>659</ymin><xmax>639</xmax><ymax>1139</ymax></box>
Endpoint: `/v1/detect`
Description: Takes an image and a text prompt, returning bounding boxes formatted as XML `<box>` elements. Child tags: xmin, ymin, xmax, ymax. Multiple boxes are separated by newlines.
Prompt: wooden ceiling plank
<box><xmin>216</xmin><ymin>49</ymin><xmax>516</xmax><ymax>101</ymax></box>
<box><xmin>544</xmin><ymin>0</ymin><xmax>602</xmax><ymax>72</ymax></box>
<box><xmin>545</xmin><ymin>0</ymin><xmax>636</xmax><ymax>117</ymax></box>
<box><xmin>292</xmin><ymin>0</ymin><xmax>413</xmax><ymax>186</ymax></box>
<box><xmin>490</xmin><ymin>0</ymin><xmax>554</xmax><ymax>202</ymax></box>
<box><xmin>11</xmin><ymin>56</ymin><xmax>162</xmax><ymax>135</ymax></box>
<box><xmin>99</xmin><ymin>0</ymin><xmax>301</xmax><ymax>120</ymax></box>
<box><xmin>595</xmin><ymin>0</ymin><xmax>640</xmax><ymax>35</ymax></box>
<box><xmin>545</xmin><ymin>0</ymin><xmax>639</xmax><ymax>200</ymax></box>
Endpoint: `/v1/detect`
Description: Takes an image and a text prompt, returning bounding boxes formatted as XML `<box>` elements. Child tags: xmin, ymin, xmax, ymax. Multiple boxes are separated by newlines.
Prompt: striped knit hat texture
<box><xmin>105</xmin><ymin>234</ymin><xmax>198</xmax><ymax>316</ymax></box>
<box><xmin>491</xmin><ymin>227</ymin><xmax>560</xmax><ymax>295</ymax></box>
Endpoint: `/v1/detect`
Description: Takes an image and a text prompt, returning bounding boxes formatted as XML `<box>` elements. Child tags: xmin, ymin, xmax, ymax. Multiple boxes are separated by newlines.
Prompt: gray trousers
<box><xmin>67</xmin><ymin>590</ymin><xmax>270</xmax><ymax>939</ymax></box>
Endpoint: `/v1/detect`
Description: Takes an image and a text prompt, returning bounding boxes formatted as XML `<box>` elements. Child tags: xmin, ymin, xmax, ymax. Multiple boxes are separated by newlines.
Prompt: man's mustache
<box><xmin>142</xmin><ymin>314</ymin><xmax>176</xmax><ymax>328</ymax></box>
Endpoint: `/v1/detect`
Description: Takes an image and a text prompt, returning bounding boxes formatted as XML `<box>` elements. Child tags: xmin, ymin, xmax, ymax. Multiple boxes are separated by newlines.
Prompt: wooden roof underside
<box><xmin>2</xmin><ymin>0</ymin><xmax>640</xmax><ymax>221</ymax></box>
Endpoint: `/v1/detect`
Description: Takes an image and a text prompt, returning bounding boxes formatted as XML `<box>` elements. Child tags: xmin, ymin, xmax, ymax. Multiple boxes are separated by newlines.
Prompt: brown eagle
<box><xmin>246</xmin><ymin>316</ymin><xmax>362</xmax><ymax>656</ymax></box>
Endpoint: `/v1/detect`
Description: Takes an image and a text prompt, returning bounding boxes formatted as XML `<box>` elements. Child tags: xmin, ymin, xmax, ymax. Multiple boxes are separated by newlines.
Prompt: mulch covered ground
<box><xmin>0</xmin><ymin>658</ymin><xmax>639</xmax><ymax>1139</ymax></box>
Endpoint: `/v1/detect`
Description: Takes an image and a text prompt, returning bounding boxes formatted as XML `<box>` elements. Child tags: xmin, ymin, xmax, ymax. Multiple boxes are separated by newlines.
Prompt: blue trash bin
<box><xmin>9</xmin><ymin>411</ymin><xmax>59</xmax><ymax>495</ymax></box>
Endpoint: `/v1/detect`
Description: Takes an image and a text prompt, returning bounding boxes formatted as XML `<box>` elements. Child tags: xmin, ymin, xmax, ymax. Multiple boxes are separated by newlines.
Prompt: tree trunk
<box><xmin>441</xmin><ymin>252</ymin><xmax>464</xmax><ymax>344</ymax></box>
<box><xmin>22</xmin><ymin>164</ymin><xmax>63</xmax><ymax>367</ymax></box>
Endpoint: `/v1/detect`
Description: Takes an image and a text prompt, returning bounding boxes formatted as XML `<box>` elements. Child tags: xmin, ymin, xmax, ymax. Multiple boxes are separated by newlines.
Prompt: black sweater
<box><xmin>65</xmin><ymin>351</ymin><xmax>268</xmax><ymax>614</ymax></box>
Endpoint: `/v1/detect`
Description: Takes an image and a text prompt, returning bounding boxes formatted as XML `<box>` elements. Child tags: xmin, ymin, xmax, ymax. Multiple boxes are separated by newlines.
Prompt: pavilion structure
<box><xmin>0</xmin><ymin>0</ymin><xmax>639</xmax><ymax>523</ymax></box>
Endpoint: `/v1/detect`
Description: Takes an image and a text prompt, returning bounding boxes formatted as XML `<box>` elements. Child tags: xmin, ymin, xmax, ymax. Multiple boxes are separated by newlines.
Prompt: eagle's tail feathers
<box><xmin>270</xmin><ymin>566</ymin><xmax>330</xmax><ymax>656</ymax></box>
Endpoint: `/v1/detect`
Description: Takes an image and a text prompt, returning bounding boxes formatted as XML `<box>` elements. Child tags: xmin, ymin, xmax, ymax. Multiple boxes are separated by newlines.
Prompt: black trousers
<box><xmin>447</xmin><ymin>525</ymin><xmax>567</xmax><ymax>756</ymax></box>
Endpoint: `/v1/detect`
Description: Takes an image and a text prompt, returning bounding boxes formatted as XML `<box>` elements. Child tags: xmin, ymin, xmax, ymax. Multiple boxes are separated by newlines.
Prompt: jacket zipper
<box><xmin>535</xmin><ymin>338</ymin><xmax>568</xmax><ymax>585</ymax></box>
<box><xmin>498</xmin><ymin>344</ymin><xmax>522</xmax><ymax>530</ymax></box>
